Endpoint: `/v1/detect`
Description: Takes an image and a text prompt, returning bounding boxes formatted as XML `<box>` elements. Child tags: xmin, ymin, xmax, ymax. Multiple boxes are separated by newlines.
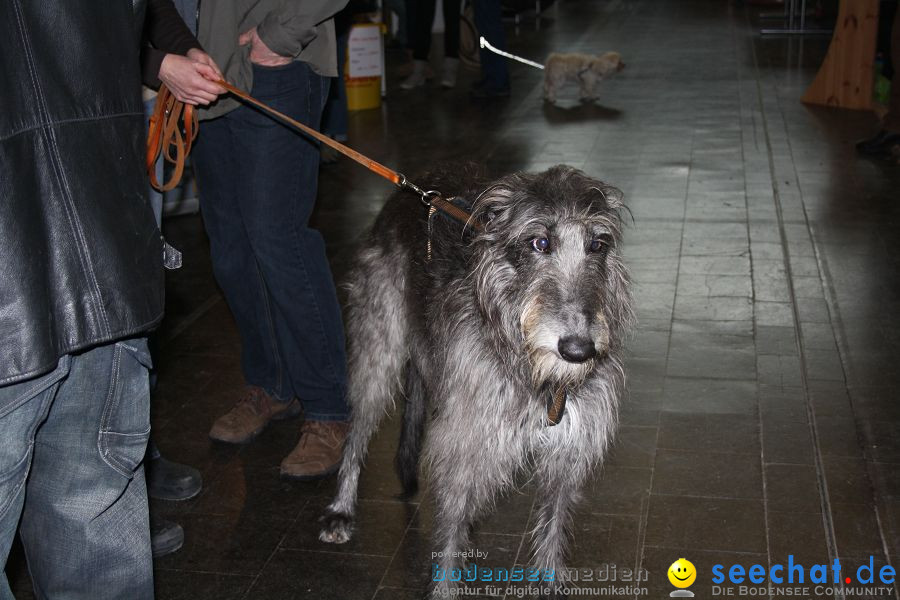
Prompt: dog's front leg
<box><xmin>543</xmin><ymin>76</ymin><xmax>556</xmax><ymax>104</ymax></box>
<box><xmin>530</xmin><ymin>455</ymin><xmax>593</xmax><ymax>599</ymax></box>
<box><xmin>578</xmin><ymin>72</ymin><xmax>598</xmax><ymax>101</ymax></box>
<box><xmin>426</xmin><ymin>411</ymin><xmax>517</xmax><ymax>599</ymax></box>
<box><xmin>429</xmin><ymin>493</ymin><xmax>471</xmax><ymax>600</ymax></box>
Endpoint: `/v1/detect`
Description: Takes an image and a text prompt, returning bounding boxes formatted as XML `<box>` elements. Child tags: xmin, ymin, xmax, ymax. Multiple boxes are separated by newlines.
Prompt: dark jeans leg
<box><xmin>413</xmin><ymin>0</ymin><xmax>438</xmax><ymax>61</ymax></box>
<box><xmin>193</xmin><ymin>112</ymin><xmax>285</xmax><ymax>401</ymax></box>
<box><xmin>322</xmin><ymin>31</ymin><xmax>350</xmax><ymax>142</ymax></box>
<box><xmin>443</xmin><ymin>0</ymin><xmax>461</xmax><ymax>58</ymax></box>
<box><xmin>474</xmin><ymin>0</ymin><xmax>510</xmax><ymax>90</ymax></box>
<box><xmin>195</xmin><ymin>61</ymin><xmax>349</xmax><ymax>421</ymax></box>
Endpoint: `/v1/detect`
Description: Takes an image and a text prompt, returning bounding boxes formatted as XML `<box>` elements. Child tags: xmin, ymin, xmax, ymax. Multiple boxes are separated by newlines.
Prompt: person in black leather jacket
<box><xmin>0</xmin><ymin>2</ymin><xmax>162</xmax><ymax>597</ymax></box>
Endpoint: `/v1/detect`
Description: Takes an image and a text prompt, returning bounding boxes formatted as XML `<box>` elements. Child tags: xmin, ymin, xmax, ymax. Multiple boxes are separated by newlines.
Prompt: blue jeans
<box><xmin>0</xmin><ymin>340</ymin><xmax>153</xmax><ymax>600</ymax></box>
<box><xmin>474</xmin><ymin>0</ymin><xmax>510</xmax><ymax>91</ymax></box>
<box><xmin>193</xmin><ymin>61</ymin><xmax>349</xmax><ymax>421</ymax></box>
<box><xmin>144</xmin><ymin>98</ymin><xmax>164</xmax><ymax>227</ymax></box>
<box><xmin>322</xmin><ymin>31</ymin><xmax>349</xmax><ymax>143</ymax></box>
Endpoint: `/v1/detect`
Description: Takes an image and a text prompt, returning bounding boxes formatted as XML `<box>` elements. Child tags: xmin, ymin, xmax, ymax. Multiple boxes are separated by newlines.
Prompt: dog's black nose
<box><xmin>558</xmin><ymin>336</ymin><xmax>596</xmax><ymax>363</ymax></box>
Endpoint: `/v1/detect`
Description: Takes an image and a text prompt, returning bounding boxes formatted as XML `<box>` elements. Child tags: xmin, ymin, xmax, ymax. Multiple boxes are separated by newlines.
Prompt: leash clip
<box><xmin>398</xmin><ymin>174</ymin><xmax>440</xmax><ymax>207</ymax></box>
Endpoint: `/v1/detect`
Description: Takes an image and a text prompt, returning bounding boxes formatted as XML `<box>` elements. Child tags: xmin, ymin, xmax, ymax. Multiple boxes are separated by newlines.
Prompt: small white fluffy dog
<box><xmin>543</xmin><ymin>51</ymin><xmax>625</xmax><ymax>103</ymax></box>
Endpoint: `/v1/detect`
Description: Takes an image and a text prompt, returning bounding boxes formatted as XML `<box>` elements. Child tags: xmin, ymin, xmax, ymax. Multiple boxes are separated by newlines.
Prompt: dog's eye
<box><xmin>589</xmin><ymin>236</ymin><xmax>612</xmax><ymax>253</ymax></box>
<box><xmin>531</xmin><ymin>237</ymin><xmax>551</xmax><ymax>253</ymax></box>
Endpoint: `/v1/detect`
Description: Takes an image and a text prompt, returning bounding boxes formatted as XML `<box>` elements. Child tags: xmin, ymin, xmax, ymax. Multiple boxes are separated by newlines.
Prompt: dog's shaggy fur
<box><xmin>543</xmin><ymin>51</ymin><xmax>625</xmax><ymax>104</ymax></box>
<box><xmin>319</xmin><ymin>165</ymin><xmax>634</xmax><ymax>599</ymax></box>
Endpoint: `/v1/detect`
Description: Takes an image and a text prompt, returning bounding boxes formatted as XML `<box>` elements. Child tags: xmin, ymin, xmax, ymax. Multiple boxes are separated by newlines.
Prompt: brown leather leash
<box><xmin>146</xmin><ymin>81</ymin><xmax>481</xmax><ymax>233</ymax></box>
<box><xmin>146</xmin><ymin>85</ymin><xmax>198</xmax><ymax>192</ymax></box>
<box><xmin>146</xmin><ymin>81</ymin><xmax>575</xmax><ymax>426</ymax></box>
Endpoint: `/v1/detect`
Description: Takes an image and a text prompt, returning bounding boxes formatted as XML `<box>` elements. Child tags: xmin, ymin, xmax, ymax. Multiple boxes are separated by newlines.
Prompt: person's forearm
<box><xmin>146</xmin><ymin>0</ymin><xmax>202</xmax><ymax>58</ymax></box>
<box><xmin>142</xmin><ymin>47</ymin><xmax>166</xmax><ymax>88</ymax></box>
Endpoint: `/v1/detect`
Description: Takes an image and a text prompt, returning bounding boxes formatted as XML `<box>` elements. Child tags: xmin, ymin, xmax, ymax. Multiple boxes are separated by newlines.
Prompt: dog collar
<box><xmin>547</xmin><ymin>387</ymin><xmax>567</xmax><ymax>426</ymax></box>
<box><xmin>424</xmin><ymin>195</ymin><xmax>479</xmax><ymax>262</ymax></box>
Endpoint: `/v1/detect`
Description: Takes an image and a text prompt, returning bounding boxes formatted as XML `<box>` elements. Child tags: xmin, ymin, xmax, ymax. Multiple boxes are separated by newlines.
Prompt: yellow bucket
<box><xmin>346</xmin><ymin>76</ymin><xmax>381</xmax><ymax>111</ymax></box>
<box><xmin>345</xmin><ymin>23</ymin><xmax>384</xmax><ymax>111</ymax></box>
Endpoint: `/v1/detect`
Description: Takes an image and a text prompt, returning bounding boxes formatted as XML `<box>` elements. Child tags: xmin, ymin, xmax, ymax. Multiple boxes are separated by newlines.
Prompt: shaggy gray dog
<box><xmin>543</xmin><ymin>51</ymin><xmax>625</xmax><ymax>104</ymax></box>
<box><xmin>319</xmin><ymin>165</ymin><xmax>634</xmax><ymax>599</ymax></box>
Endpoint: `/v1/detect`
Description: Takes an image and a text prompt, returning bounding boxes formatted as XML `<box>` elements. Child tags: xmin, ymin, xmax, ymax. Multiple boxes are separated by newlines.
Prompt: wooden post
<box><xmin>801</xmin><ymin>0</ymin><xmax>879</xmax><ymax>111</ymax></box>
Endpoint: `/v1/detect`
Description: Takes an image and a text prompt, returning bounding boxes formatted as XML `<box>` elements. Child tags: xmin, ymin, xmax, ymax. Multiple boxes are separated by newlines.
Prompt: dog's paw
<box><xmin>318</xmin><ymin>510</ymin><xmax>354</xmax><ymax>544</ymax></box>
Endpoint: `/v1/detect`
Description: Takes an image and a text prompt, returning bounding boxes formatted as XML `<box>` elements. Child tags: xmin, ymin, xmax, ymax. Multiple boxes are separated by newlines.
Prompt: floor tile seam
<box><xmin>744</xmin><ymin>16</ymin><xmax>844</xmax><ymax>600</ymax></box>
<box><xmin>633</xmin><ymin>419</ymin><xmax>662</xmax><ymax>598</ymax></box>
<box><xmin>742</xmin><ymin>46</ymin><xmax>776</xmax><ymax>596</ymax></box>
<box><xmin>266</xmin><ymin>546</ymin><xmax>395</xmax><ymax>560</ymax></box>
<box><xmin>154</xmin><ymin>567</ymin><xmax>257</xmax><ymax>577</ymax></box>
<box><xmin>239</xmin><ymin>497</ymin><xmax>312</xmax><ymax>600</ymax></box>
<box><xmin>629</xmin><ymin>26</ymin><xmax>684</xmax><ymax>578</ymax></box>
<box><xmin>407</xmin><ymin>526</ymin><xmax>525</xmax><ymax>541</ymax></box>
<box><xmin>582</xmin><ymin>510</ymin><xmax>648</xmax><ymax>519</ymax></box>
<box><xmin>763</xmin><ymin>460</ymin><xmax>836</xmax><ymax>467</ymax></box>
<box><xmin>373</xmin><ymin>486</ymin><xmax>429</xmax><ymax>599</ymax></box>
<box><xmin>643</xmin><ymin>543</ymin><xmax>767</xmax><ymax>558</ymax></box>
<box><xmin>159</xmin><ymin>293</ymin><xmax>223</xmax><ymax>349</ymax></box>
<box><xmin>663</xmin><ymin>374</ymin><xmax>756</xmax><ymax>383</ymax></box>
<box><xmin>648</xmin><ymin>490</ymin><xmax>765</xmax><ymax>501</ymax></box>
<box><xmin>654</xmin><ymin>447</ymin><xmax>762</xmax><ymax>458</ymax></box>
<box><xmin>503</xmin><ymin>499</ymin><xmax>534</xmax><ymax>600</ymax></box>
<box><xmin>764</xmin><ymin>35</ymin><xmax>898</xmax><ymax>600</ymax></box>
<box><xmin>632</xmin><ymin>493</ymin><xmax>653</xmax><ymax>600</ymax></box>
<box><xmin>659</xmin><ymin>108</ymin><xmax>695</xmax><ymax>410</ymax></box>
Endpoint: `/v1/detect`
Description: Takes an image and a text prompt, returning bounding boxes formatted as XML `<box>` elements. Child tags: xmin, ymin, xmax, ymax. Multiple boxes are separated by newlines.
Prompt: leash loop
<box><xmin>146</xmin><ymin>85</ymin><xmax>198</xmax><ymax>192</ymax></box>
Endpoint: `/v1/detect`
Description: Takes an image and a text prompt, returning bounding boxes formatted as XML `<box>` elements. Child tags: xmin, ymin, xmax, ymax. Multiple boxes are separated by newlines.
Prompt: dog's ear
<box><xmin>471</xmin><ymin>177</ymin><xmax>523</xmax><ymax>237</ymax></box>
<box><xmin>589</xmin><ymin>183</ymin><xmax>624</xmax><ymax>210</ymax></box>
<box><xmin>586</xmin><ymin>181</ymin><xmax>632</xmax><ymax>228</ymax></box>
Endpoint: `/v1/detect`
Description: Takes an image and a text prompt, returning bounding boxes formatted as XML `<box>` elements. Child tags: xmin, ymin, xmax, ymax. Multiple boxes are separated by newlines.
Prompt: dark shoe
<box><xmin>209</xmin><ymin>386</ymin><xmax>303</xmax><ymax>444</ymax></box>
<box><xmin>150</xmin><ymin>516</ymin><xmax>184</xmax><ymax>558</ymax></box>
<box><xmin>856</xmin><ymin>130</ymin><xmax>900</xmax><ymax>157</ymax></box>
<box><xmin>146</xmin><ymin>454</ymin><xmax>202</xmax><ymax>501</ymax></box>
<box><xmin>469</xmin><ymin>83</ymin><xmax>510</xmax><ymax>99</ymax></box>
<box><xmin>280</xmin><ymin>420</ymin><xmax>349</xmax><ymax>480</ymax></box>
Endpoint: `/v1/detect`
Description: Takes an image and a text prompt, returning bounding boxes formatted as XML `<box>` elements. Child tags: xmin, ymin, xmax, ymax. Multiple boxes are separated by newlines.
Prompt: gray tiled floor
<box><xmin>9</xmin><ymin>0</ymin><xmax>900</xmax><ymax>598</ymax></box>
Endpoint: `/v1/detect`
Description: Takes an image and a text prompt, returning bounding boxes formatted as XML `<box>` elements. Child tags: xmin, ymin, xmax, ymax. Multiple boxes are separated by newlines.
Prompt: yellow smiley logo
<box><xmin>668</xmin><ymin>558</ymin><xmax>696</xmax><ymax>588</ymax></box>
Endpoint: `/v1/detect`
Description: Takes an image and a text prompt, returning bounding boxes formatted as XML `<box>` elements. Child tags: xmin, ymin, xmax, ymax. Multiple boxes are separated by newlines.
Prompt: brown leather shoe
<box><xmin>209</xmin><ymin>386</ymin><xmax>302</xmax><ymax>444</ymax></box>
<box><xmin>280</xmin><ymin>420</ymin><xmax>349</xmax><ymax>480</ymax></box>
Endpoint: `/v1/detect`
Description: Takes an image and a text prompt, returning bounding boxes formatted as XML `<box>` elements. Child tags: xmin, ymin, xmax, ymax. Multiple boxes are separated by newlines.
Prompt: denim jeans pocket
<box><xmin>0</xmin><ymin>358</ymin><xmax>69</xmax><ymax>519</ymax></box>
<box><xmin>97</xmin><ymin>339</ymin><xmax>152</xmax><ymax>479</ymax></box>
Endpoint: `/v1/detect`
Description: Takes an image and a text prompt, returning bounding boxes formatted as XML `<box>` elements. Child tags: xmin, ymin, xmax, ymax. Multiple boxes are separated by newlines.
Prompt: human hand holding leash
<box><xmin>158</xmin><ymin>49</ymin><xmax>225</xmax><ymax>105</ymax></box>
<box><xmin>239</xmin><ymin>26</ymin><xmax>291</xmax><ymax>67</ymax></box>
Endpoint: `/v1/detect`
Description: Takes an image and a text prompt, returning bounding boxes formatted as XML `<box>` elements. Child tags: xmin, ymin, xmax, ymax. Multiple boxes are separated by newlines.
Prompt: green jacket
<box><xmin>198</xmin><ymin>0</ymin><xmax>349</xmax><ymax>120</ymax></box>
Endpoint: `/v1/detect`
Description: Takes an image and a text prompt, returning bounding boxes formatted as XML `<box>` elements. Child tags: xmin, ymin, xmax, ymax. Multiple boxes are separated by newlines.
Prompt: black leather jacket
<box><xmin>1</xmin><ymin>1</ymin><xmax>164</xmax><ymax>386</ymax></box>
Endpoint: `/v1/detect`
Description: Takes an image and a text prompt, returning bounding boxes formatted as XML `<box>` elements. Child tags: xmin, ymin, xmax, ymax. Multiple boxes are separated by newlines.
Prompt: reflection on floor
<box><xmin>9</xmin><ymin>1</ymin><xmax>900</xmax><ymax>599</ymax></box>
